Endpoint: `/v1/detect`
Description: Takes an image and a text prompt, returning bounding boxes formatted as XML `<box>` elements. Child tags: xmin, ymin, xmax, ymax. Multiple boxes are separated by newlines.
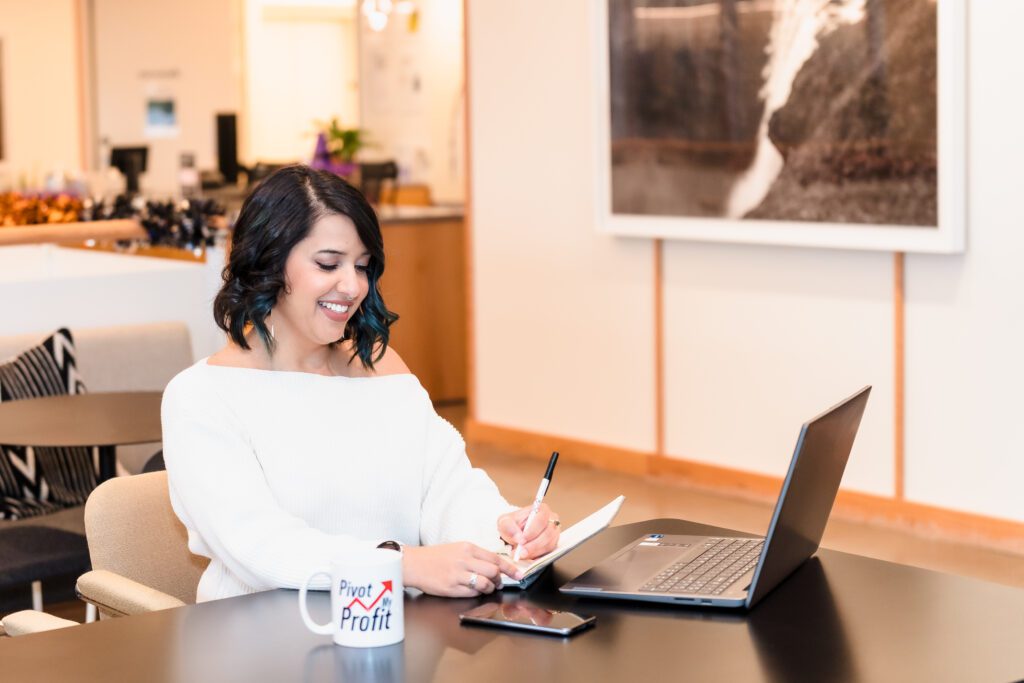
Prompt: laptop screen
<box><xmin>745</xmin><ymin>386</ymin><xmax>871</xmax><ymax>608</ymax></box>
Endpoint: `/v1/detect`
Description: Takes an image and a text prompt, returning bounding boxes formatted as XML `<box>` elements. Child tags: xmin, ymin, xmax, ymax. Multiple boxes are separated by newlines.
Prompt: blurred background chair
<box><xmin>142</xmin><ymin>451</ymin><xmax>165</xmax><ymax>474</ymax></box>
<box><xmin>382</xmin><ymin>184</ymin><xmax>434</xmax><ymax>207</ymax></box>
<box><xmin>245</xmin><ymin>162</ymin><xmax>287</xmax><ymax>189</ymax></box>
<box><xmin>77</xmin><ymin>471</ymin><xmax>206</xmax><ymax>618</ymax></box>
<box><xmin>0</xmin><ymin>525</ymin><xmax>91</xmax><ymax>615</ymax></box>
<box><xmin>0</xmin><ymin>322</ymin><xmax>192</xmax><ymax>620</ymax></box>
<box><xmin>359</xmin><ymin>160</ymin><xmax>399</xmax><ymax>204</ymax></box>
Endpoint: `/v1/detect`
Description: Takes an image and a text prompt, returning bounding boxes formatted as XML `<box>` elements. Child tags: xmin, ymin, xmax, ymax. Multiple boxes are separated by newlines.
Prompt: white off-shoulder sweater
<box><xmin>161</xmin><ymin>359</ymin><xmax>513</xmax><ymax>602</ymax></box>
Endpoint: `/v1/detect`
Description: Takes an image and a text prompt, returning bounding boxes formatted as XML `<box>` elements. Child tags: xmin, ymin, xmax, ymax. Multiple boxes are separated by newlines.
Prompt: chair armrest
<box><xmin>1</xmin><ymin>610</ymin><xmax>78</xmax><ymax>636</ymax></box>
<box><xmin>76</xmin><ymin>569</ymin><xmax>185</xmax><ymax>618</ymax></box>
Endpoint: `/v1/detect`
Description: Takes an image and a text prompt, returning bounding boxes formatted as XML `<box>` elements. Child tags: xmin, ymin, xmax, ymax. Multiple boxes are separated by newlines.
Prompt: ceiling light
<box><xmin>362</xmin><ymin>0</ymin><xmax>416</xmax><ymax>31</ymax></box>
<box><xmin>367</xmin><ymin>9</ymin><xmax>388</xmax><ymax>31</ymax></box>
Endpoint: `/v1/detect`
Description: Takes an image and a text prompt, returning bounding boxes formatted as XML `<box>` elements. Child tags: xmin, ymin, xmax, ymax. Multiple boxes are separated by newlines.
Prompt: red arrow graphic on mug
<box><xmin>344</xmin><ymin>580</ymin><xmax>393</xmax><ymax>611</ymax></box>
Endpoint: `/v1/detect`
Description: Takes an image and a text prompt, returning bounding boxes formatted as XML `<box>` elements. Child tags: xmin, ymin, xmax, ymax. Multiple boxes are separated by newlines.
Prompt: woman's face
<box><xmin>274</xmin><ymin>212</ymin><xmax>371</xmax><ymax>348</ymax></box>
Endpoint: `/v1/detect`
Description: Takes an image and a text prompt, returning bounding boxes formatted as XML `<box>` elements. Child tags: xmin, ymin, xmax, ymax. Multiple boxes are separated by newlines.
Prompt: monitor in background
<box><xmin>216</xmin><ymin>113</ymin><xmax>239</xmax><ymax>185</ymax></box>
<box><xmin>110</xmin><ymin>146</ymin><xmax>149</xmax><ymax>194</ymax></box>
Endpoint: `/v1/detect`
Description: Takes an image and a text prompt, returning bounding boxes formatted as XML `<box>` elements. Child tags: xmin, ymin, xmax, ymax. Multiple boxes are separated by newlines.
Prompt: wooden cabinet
<box><xmin>378</xmin><ymin>211</ymin><xmax>466</xmax><ymax>403</ymax></box>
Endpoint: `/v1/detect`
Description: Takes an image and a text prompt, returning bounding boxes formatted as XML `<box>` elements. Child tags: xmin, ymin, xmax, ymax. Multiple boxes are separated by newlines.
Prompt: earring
<box><xmin>270</xmin><ymin>323</ymin><xmax>275</xmax><ymax>340</ymax></box>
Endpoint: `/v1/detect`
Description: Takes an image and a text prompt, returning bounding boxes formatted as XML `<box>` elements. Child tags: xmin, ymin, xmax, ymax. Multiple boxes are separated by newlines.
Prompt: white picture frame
<box><xmin>592</xmin><ymin>0</ymin><xmax>966</xmax><ymax>253</ymax></box>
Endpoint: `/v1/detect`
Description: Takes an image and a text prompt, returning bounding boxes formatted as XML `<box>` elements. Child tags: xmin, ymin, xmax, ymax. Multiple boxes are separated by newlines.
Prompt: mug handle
<box><xmin>298</xmin><ymin>568</ymin><xmax>335</xmax><ymax>636</ymax></box>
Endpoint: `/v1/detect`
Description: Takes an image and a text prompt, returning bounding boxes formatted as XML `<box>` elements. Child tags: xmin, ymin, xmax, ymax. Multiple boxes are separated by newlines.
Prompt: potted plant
<box><xmin>311</xmin><ymin>118</ymin><xmax>368</xmax><ymax>179</ymax></box>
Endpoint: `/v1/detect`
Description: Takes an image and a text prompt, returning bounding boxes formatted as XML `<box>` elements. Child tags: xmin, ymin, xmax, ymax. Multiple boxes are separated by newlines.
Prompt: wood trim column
<box><xmin>654</xmin><ymin>239</ymin><xmax>665</xmax><ymax>456</ymax></box>
<box><xmin>894</xmin><ymin>252</ymin><xmax>905</xmax><ymax>500</ymax></box>
<box><xmin>462</xmin><ymin>0</ymin><xmax>477</xmax><ymax>421</ymax></box>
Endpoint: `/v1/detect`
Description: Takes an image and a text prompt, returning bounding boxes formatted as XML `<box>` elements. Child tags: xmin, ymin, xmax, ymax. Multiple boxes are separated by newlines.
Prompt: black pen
<box><xmin>513</xmin><ymin>451</ymin><xmax>560</xmax><ymax>562</ymax></box>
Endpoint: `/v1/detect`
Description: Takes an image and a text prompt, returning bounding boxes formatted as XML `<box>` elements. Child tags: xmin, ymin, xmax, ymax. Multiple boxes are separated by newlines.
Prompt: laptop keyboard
<box><xmin>640</xmin><ymin>538</ymin><xmax>764</xmax><ymax>596</ymax></box>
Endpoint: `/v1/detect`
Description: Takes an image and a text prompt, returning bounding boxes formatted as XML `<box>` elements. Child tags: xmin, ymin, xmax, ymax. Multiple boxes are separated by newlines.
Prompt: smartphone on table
<box><xmin>459</xmin><ymin>601</ymin><xmax>596</xmax><ymax>637</ymax></box>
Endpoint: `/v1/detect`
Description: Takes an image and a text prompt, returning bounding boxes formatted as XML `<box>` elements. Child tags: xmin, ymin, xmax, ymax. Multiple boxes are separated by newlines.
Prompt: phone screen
<box><xmin>459</xmin><ymin>602</ymin><xmax>596</xmax><ymax>636</ymax></box>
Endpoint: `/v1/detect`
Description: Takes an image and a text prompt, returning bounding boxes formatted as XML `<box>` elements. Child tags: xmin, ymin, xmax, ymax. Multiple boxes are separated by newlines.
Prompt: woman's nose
<box><xmin>335</xmin><ymin>267</ymin><xmax>360</xmax><ymax>298</ymax></box>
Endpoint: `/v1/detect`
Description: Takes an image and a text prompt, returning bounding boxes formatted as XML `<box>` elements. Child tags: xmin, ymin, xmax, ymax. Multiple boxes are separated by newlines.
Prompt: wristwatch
<box><xmin>376</xmin><ymin>540</ymin><xmax>403</xmax><ymax>554</ymax></box>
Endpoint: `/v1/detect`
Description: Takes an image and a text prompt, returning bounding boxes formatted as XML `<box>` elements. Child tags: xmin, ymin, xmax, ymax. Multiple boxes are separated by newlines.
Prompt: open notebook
<box><xmin>501</xmin><ymin>495</ymin><xmax>626</xmax><ymax>589</ymax></box>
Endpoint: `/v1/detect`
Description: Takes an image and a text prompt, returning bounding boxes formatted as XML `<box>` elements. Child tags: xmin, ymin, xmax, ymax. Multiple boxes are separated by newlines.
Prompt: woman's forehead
<box><xmin>301</xmin><ymin>213</ymin><xmax>366</xmax><ymax>252</ymax></box>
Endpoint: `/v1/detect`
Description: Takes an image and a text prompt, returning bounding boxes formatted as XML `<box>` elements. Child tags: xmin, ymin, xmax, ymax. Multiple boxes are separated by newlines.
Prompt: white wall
<box><xmin>662</xmin><ymin>242</ymin><xmax>895</xmax><ymax>496</ymax></box>
<box><xmin>469</xmin><ymin>0</ymin><xmax>1023</xmax><ymax>523</ymax></box>
<box><xmin>244</xmin><ymin>0</ymin><xmax>360</xmax><ymax>164</ymax></box>
<box><xmin>903</xmin><ymin>3</ymin><xmax>1024</xmax><ymax>521</ymax></box>
<box><xmin>359</xmin><ymin>0</ymin><xmax>465</xmax><ymax>203</ymax></box>
<box><xmin>0</xmin><ymin>0</ymin><xmax>81</xmax><ymax>187</ymax></box>
<box><xmin>469</xmin><ymin>0</ymin><xmax>656</xmax><ymax>451</ymax></box>
<box><xmin>92</xmin><ymin>0</ymin><xmax>243</xmax><ymax>195</ymax></box>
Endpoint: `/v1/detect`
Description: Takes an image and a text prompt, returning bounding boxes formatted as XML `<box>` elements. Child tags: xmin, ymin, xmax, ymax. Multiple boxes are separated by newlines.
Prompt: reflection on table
<box><xmin>3</xmin><ymin>519</ymin><xmax>1024</xmax><ymax>682</ymax></box>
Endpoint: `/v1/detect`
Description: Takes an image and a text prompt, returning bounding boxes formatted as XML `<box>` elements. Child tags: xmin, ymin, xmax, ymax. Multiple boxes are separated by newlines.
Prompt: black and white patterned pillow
<box><xmin>0</xmin><ymin>328</ymin><xmax>93</xmax><ymax>520</ymax></box>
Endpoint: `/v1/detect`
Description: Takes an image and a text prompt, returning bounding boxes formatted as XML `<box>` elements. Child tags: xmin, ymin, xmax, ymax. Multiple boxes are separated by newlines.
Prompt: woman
<box><xmin>162</xmin><ymin>165</ymin><xmax>559</xmax><ymax>602</ymax></box>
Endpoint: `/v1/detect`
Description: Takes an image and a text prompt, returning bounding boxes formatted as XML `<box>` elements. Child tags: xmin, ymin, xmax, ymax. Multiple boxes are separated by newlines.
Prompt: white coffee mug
<box><xmin>299</xmin><ymin>549</ymin><xmax>405</xmax><ymax>648</ymax></box>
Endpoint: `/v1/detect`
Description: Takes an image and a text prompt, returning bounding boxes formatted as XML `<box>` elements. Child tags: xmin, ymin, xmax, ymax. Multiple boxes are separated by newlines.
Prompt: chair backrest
<box><xmin>83</xmin><ymin>472</ymin><xmax>207</xmax><ymax>604</ymax></box>
<box><xmin>0</xmin><ymin>321</ymin><xmax>193</xmax><ymax>395</ymax></box>
<box><xmin>380</xmin><ymin>183</ymin><xmax>433</xmax><ymax>207</ymax></box>
<box><xmin>71</xmin><ymin>322</ymin><xmax>193</xmax><ymax>393</ymax></box>
<box><xmin>359</xmin><ymin>160</ymin><xmax>399</xmax><ymax>204</ymax></box>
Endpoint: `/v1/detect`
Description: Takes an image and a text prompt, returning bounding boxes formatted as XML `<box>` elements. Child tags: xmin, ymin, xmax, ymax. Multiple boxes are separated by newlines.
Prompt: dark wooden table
<box><xmin>3</xmin><ymin>518</ymin><xmax>1023</xmax><ymax>682</ymax></box>
<box><xmin>0</xmin><ymin>391</ymin><xmax>163</xmax><ymax>479</ymax></box>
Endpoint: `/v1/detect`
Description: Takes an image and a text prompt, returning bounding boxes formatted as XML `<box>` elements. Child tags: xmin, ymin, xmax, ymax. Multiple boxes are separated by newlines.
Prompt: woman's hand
<box><xmin>402</xmin><ymin>543</ymin><xmax>523</xmax><ymax>597</ymax></box>
<box><xmin>497</xmin><ymin>504</ymin><xmax>561</xmax><ymax>561</ymax></box>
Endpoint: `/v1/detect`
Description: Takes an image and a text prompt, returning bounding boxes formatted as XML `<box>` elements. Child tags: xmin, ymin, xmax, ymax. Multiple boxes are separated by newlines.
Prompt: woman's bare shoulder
<box><xmin>372</xmin><ymin>345</ymin><xmax>411</xmax><ymax>376</ymax></box>
<box><xmin>341</xmin><ymin>342</ymin><xmax>411</xmax><ymax>378</ymax></box>
<box><xmin>207</xmin><ymin>343</ymin><xmax>268</xmax><ymax>370</ymax></box>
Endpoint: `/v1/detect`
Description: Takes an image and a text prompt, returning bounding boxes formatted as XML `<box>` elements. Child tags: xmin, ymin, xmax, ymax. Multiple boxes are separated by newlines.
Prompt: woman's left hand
<box><xmin>497</xmin><ymin>503</ymin><xmax>560</xmax><ymax>561</ymax></box>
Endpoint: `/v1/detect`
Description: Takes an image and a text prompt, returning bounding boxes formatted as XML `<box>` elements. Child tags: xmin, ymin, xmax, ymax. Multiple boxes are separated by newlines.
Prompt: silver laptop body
<box><xmin>560</xmin><ymin>386</ymin><xmax>871</xmax><ymax>609</ymax></box>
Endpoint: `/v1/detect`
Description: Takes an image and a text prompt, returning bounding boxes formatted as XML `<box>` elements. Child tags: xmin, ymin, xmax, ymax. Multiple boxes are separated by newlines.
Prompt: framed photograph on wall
<box><xmin>593</xmin><ymin>0</ymin><xmax>965</xmax><ymax>253</ymax></box>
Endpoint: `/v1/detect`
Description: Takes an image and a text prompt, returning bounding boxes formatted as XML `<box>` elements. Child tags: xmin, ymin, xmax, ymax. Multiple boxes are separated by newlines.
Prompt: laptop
<box><xmin>560</xmin><ymin>386</ymin><xmax>870</xmax><ymax>609</ymax></box>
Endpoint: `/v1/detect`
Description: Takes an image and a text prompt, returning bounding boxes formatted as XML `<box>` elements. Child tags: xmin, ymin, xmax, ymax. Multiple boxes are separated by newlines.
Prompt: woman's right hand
<box><xmin>402</xmin><ymin>543</ymin><xmax>524</xmax><ymax>597</ymax></box>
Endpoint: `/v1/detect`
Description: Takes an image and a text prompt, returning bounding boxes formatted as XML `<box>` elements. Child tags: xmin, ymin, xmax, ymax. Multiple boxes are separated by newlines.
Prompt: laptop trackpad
<box><xmin>568</xmin><ymin>543</ymin><xmax>685</xmax><ymax>591</ymax></box>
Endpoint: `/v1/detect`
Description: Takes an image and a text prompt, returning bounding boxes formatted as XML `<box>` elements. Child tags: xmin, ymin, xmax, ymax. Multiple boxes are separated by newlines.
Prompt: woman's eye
<box><xmin>315</xmin><ymin>262</ymin><xmax>338</xmax><ymax>272</ymax></box>
<box><xmin>355</xmin><ymin>264</ymin><xmax>369</xmax><ymax>273</ymax></box>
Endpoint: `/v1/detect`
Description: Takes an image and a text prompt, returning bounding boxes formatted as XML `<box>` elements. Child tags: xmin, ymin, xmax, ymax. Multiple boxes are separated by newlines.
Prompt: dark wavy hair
<box><xmin>213</xmin><ymin>165</ymin><xmax>398</xmax><ymax>369</ymax></box>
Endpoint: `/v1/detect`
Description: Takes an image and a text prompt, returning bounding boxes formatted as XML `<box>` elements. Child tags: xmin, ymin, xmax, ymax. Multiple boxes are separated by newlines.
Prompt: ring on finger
<box><xmin>468</xmin><ymin>572</ymin><xmax>479</xmax><ymax>590</ymax></box>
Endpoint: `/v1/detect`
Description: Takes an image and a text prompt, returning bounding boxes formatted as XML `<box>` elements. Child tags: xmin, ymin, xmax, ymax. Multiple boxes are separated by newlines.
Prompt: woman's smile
<box><xmin>317</xmin><ymin>299</ymin><xmax>354</xmax><ymax>322</ymax></box>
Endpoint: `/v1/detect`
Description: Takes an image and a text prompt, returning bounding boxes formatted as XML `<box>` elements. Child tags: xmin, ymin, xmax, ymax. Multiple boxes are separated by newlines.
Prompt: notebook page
<box><xmin>502</xmin><ymin>495</ymin><xmax>625</xmax><ymax>588</ymax></box>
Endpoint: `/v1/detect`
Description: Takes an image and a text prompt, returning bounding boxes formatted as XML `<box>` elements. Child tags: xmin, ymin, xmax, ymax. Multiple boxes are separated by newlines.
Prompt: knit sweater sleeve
<box><xmin>161</xmin><ymin>372</ymin><xmax>380</xmax><ymax>592</ymax></box>
<box><xmin>418</xmin><ymin>413</ymin><xmax>517</xmax><ymax>550</ymax></box>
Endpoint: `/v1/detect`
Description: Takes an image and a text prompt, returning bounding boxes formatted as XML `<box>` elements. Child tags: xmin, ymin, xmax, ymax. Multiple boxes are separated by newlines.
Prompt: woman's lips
<box><xmin>318</xmin><ymin>300</ymin><xmax>353</xmax><ymax>322</ymax></box>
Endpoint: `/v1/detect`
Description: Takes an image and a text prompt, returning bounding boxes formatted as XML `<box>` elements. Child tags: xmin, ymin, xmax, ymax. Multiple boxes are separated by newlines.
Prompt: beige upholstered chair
<box><xmin>76</xmin><ymin>471</ymin><xmax>207</xmax><ymax>618</ymax></box>
<box><xmin>0</xmin><ymin>610</ymin><xmax>76</xmax><ymax>636</ymax></box>
<box><xmin>1</xmin><ymin>323</ymin><xmax>194</xmax><ymax>636</ymax></box>
<box><xmin>2</xmin><ymin>471</ymin><xmax>201</xmax><ymax>635</ymax></box>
